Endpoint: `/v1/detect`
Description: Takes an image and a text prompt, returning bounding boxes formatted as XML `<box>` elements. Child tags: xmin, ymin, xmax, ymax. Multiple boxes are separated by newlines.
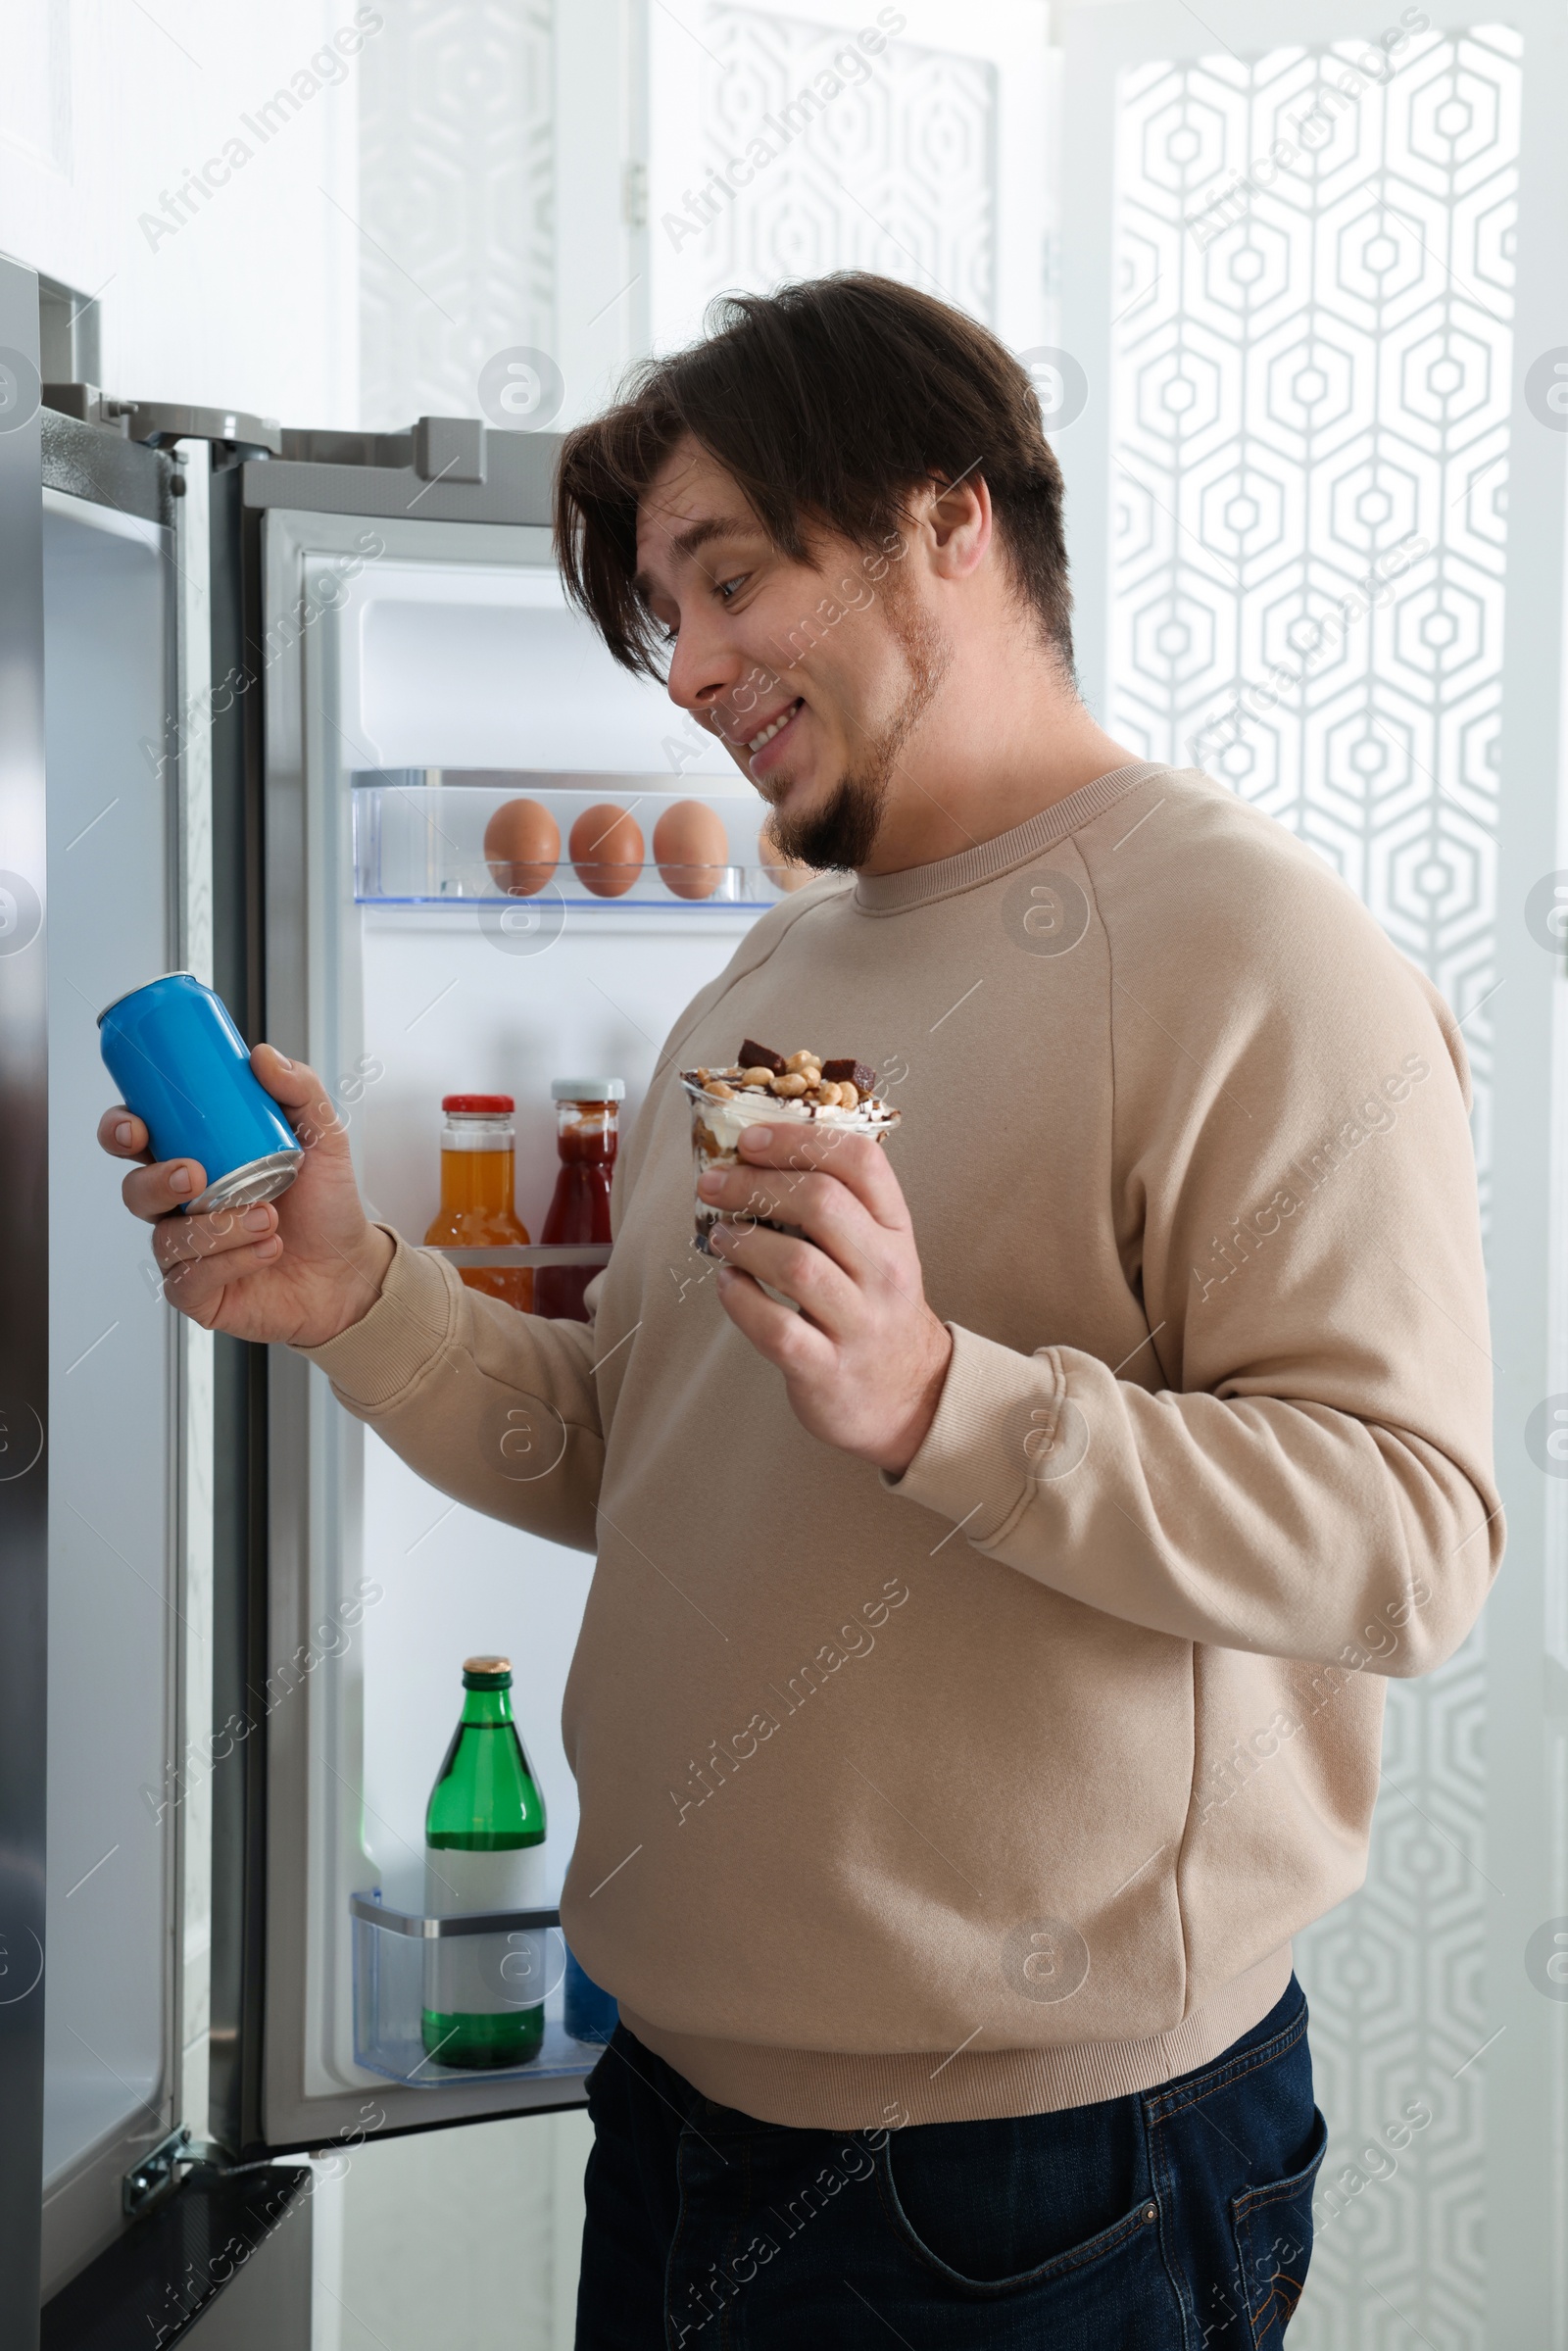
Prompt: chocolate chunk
<box><xmin>738</xmin><ymin>1039</ymin><xmax>787</xmax><ymax>1075</ymax></box>
<box><xmin>821</xmin><ymin>1058</ymin><xmax>877</xmax><ymax>1094</ymax></box>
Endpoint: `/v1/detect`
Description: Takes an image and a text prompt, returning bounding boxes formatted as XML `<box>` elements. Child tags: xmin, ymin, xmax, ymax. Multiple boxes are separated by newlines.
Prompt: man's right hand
<box><xmin>98</xmin><ymin>1043</ymin><xmax>395</xmax><ymax>1347</ymax></box>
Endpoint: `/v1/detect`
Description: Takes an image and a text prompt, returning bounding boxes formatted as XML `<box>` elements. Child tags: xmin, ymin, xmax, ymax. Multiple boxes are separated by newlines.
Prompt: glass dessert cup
<box><xmin>681</xmin><ymin>1076</ymin><xmax>900</xmax><ymax>1253</ymax></box>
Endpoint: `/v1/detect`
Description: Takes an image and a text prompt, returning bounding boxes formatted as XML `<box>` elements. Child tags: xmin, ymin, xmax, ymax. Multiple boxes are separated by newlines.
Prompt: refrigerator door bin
<box><xmin>350</xmin><ymin>1894</ymin><xmax>603</xmax><ymax>2087</ymax></box>
<box><xmin>352</xmin><ymin>776</ymin><xmax>808</xmax><ymax>909</ymax></box>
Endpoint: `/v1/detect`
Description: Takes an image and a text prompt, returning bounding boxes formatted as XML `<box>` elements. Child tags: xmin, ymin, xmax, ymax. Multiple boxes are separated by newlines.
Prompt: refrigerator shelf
<box><xmin>350</xmin><ymin>1893</ymin><xmax>611</xmax><ymax>2088</ymax></box>
<box><xmin>352</xmin><ymin>778</ymin><xmax>813</xmax><ymax>912</ymax></box>
<box><xmin>425</xmin><ymin>1244</ymin><xmax>612</xmax><ymax>1269</ymax></box>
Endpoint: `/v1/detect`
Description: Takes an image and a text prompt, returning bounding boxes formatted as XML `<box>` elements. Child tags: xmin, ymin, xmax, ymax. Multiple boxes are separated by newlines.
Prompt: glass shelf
<box><xmin>425</xmin><ymin>1244</ymin><xmax>612</xmax><ymax>1269</ymax></box>
<box><xmin>350</xmin><ymin>1893</ymin><xmax>612</xmax><ymax>2088</ymax></box>
<box><xmin>351</xmin><ymin>773</ymin><xmax>813</xmax><ymax>911</ymax></box>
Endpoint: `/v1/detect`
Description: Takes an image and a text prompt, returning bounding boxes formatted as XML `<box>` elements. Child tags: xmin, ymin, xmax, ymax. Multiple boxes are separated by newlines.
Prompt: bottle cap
<box><xmin>463</xmin><ymin>1654</ymin><xmax>513</xmax><ymax>1689</ymax></box>
<box><xmin>442</xmin><ymin>1094</ymin><xmax>514</xmax><ymax>1113</ymax></box>
<box><xmin>551</xmin><ymin>1078</ymin><xmax>625</xmax><ymax>1101</ymax></box>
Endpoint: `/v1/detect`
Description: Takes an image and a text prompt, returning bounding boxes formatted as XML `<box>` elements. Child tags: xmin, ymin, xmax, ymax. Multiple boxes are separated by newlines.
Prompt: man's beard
<box><xmin>763</xmin><ymin>601</ymin><xmax>951</xmax><ymax>873</ymax></box>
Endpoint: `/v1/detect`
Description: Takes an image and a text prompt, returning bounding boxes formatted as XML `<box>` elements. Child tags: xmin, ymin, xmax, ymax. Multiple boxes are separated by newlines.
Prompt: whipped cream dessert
<box><xmin>680</xmin><ymin>1040</ymin><xmax>900</xmax><ymax>1251</ymax></box>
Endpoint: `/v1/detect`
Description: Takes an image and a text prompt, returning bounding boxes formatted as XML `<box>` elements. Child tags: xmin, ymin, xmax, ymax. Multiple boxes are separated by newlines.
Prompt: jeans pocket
<box><xmin>1230</xmin><ymin>2105</ymin><xmax>1329</xmax><ymax>2346</ymax></box>
<box><xmin>877</xmin><ymin>2153</ymin><xmax>1161</xmax><ymax>2299</ymax></box>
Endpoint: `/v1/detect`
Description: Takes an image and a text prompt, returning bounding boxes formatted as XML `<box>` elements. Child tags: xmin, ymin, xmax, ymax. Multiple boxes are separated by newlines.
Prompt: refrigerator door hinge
<box><xmin>114</xmin><ymin>399</ymin><xmax>282</xmax><ymax>455</ymax></box>
<box><xmin>623</xmin><ymin>160</ymin><xmax>649</xmax><ymax>229</ymax></box>
<box><xmin>42</xmin><ymin>384</ymin><xmax>281</xmax><ymax>455</ymax></box>
<box><xmin>123</xmin><ymin>2126</ymin><xmax>195</xmax><ymax>2220</ymax></box>
<box><xmin>42</xmin><ymin>382</ymin><xmax>128</xmax><ymax>436</ymax></box>
<box><xmin>122</xmin><ymin>2127</ymin><xmax>241</xmax><ymax>2219</ymax></box>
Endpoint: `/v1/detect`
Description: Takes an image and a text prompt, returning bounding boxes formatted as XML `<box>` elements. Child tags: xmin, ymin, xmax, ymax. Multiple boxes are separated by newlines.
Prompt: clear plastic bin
<box><xmin>350</xmin><ymin>1892</ymin><xmax>611</xmax><ymax>2086</ymax></box>
<box><xmin>351</xmin><ymin>773</ymin><xmax>802</xmax><ymax>910</ymax></box>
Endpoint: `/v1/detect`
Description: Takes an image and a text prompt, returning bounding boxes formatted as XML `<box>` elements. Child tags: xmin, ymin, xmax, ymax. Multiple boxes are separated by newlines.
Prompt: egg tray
<box><xmin>351</xmin><ymin>777</ymin><xmax>810</xmax><ymax>911</ymax></box>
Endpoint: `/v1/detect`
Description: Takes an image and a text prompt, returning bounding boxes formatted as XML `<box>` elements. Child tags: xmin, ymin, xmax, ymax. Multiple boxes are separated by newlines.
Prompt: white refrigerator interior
<box><xmin>289</xmin><ymin>523</ymin><xmax>775</xmax><ymax>2099</ymax></box>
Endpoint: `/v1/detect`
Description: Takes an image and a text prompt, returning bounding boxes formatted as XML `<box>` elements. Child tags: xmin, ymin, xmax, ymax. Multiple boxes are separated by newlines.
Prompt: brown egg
<box><xmin>759</xmin><ymin>813</ymin><xmax>818</xmax><ymax>894</ymax></box>
<box><xmin>483</xmin><ymin>798</ymin><xmax>559</xmax><ymax>897</ymax></box>
<box><xmin>569</xmin><ymin>803</ymin><xmax>645</xmax><ymax>898</ymax></box>
<box><xmin>653</xmin><ymin>800</ymin><xmax>728</xmax><ymax>900</ymax></box>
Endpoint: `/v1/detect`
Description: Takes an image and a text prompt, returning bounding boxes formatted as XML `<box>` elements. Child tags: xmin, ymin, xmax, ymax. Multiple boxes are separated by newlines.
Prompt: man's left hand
<box><xmin>700</xmin><ymin>1123</ymin><xmax>953</xmax><ymax>1476</ymax></box>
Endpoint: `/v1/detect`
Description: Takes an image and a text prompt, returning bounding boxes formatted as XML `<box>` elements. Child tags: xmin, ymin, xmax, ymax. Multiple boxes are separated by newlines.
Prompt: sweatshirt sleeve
<box><xmin>290</xmin><ymin>903</ymin><xmax>838</xmax><ymax>1557</ymax></box>
<box><xmin>888</xmin><ymin>808</ymin><xmax>1504</xmax><ymax>1677</ymax></box>
<box><xmin>294</xmin><ymin>1229</ymin><xmax>605</xmax><ymax>1552</ymax></box>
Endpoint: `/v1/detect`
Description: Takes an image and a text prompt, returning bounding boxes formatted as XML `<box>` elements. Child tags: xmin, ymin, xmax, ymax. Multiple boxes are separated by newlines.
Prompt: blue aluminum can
<box><xmin>98</xmin><ymin>972</ymin><xmax>303</xmax><ymax>1214</ymax></box>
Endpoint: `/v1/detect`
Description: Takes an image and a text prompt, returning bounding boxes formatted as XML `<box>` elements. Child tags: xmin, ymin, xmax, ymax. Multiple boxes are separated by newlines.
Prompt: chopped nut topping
<box><xmin>683</xmin><ymin>1048</ymin><xmax>886</xmax><ymax>1121</ymax></box>
<box><xmin>821</xmin><ymin>1058</ymin><xmax>877</xmax><ymax>1094</ymax></box>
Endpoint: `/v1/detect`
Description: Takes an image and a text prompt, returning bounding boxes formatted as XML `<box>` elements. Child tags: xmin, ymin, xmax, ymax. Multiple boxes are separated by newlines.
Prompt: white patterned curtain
<box><xmin>1105</xmin><ymin>29</ymin><xmax>1520</xmax><ymax>2345</ymax></box>
<box><xmin>358</xmin><ymin>0</ymin><xmax>555</xmax><ymax>431</ymax></box>
<box><xmin>682</xmin><ymin>5</ymin><xmax>998</xmax><ymax>323</ymax></box>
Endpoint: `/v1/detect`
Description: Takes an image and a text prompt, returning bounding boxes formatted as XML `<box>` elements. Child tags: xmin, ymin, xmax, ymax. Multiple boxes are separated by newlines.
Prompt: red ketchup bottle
<box><xmin>533</xmin><ymin>1080</ymin><xmax>622</xmax><ymax>1321</ymax></box>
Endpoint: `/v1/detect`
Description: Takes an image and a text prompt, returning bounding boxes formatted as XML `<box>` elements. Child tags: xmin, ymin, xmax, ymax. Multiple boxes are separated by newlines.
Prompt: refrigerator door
<box><xmin>38</xmin><ymin>461</ymin><xmax>182</xmax><ymax>2299</ymax></box>
<box><xmin>0</xmin><ymin>267</ymin><xmax>201</xmax><ymax>2309</ymax></box>
<box><xmin>0</xmin><ymin>247</ymin><xmax>49</xmax><ymax>2349</ymax></box>
<box><xmin>219</xmin><ymin>432</ymin><xmax>769</xmax><ymax>2153</ymax></box>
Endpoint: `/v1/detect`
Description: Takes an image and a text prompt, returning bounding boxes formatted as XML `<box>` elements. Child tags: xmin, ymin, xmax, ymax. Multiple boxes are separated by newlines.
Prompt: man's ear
<box><xmin>921</xmin><ymin>471</ymin><xmax>992</xmax><ymax>581</ymax></box>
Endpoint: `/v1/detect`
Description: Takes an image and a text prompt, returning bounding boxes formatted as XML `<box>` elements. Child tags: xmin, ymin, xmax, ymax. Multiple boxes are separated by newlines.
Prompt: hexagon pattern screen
<box><xmin>686</xmin><ymin>5</ymin><xmax>997</xmax><ymax>324</ymax></box>
<box><xmin>1108</xmin><ymin>28</ymin><xmax>1519</xmax><ymax>2342</ymax></box>
<box><xmin>359</xmin><ymin>0</ymin><xmax>555</xmax><ymax>433</ymax></box>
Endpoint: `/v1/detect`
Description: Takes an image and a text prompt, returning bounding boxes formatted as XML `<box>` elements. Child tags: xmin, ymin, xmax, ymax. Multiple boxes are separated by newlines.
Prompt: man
<box><xmin>102</xmin><ymin>273</ymin><xmax>1500</xmax><ymax>2345</ymax></box>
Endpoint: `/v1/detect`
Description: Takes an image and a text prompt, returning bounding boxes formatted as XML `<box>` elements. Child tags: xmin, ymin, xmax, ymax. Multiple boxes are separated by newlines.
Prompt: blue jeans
<box><xmin>576</xmin><ymin>1979</ymin><xmax>1327</xmax><ymax>2349</ymax></box>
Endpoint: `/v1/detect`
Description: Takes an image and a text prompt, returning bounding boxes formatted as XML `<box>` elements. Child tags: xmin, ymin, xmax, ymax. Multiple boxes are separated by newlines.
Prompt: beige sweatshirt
<box><xmin>303</xmin><ymin>760</ymin><xmax>1502</xmax><ymax>2130</ymax></box>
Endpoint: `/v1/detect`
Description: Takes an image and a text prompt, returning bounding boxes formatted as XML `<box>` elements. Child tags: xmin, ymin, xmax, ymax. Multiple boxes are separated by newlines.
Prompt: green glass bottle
<box><xmin>422</xmin><ymin>1655</ymin><xmax>548</xmax><ymax>2068</ymax></box>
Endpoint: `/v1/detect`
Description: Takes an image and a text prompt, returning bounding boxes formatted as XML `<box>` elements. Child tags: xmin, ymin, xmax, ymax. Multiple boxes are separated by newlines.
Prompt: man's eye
<box><xmin>716</xmin><ymin>574</ymin><xmax>749</xmax><ymax>603</ymax></box>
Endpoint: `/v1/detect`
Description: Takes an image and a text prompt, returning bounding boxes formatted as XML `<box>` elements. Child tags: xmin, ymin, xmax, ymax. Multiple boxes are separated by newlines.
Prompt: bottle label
<box><xmin>423</xmin><ymin>1845</ymin><xmax>549</xmax><ymax>2020</ymax></box>
<box><xmin>424</xmin><ymin>1846</ymin><xmax>547</xmax><ymax>1915</ymax></box>
<box><xmin>439</xmin><ymin>1128</ymin><xmax>515</xmax><ymax>1151</ymax></box>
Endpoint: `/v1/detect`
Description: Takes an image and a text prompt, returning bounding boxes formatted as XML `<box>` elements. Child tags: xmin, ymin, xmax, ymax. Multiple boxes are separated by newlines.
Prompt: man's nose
<box><xmin>666</xmin><ymin>620</ymin><xmax>745</xmax><ymax>724</ymax></box>
<box><xmin>669</xmin><ymin>643</ymin><xmax>779</xmax><ymax>749</ymax></box>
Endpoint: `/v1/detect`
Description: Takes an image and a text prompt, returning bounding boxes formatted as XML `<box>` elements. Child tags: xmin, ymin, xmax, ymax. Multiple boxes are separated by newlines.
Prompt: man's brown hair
<box><xmin>553</xmin><ymin>272</ymin><xmax>1073</xmax><ymax>679</ymax></box>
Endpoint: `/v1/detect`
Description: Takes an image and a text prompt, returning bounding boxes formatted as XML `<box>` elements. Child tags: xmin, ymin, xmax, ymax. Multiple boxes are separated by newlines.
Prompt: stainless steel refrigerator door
<box><xmin>0</xmin><ymin>246</ymin><xmax>51</xmax><ymax>2351</ymax></box>
<box><xmin>0</xmin><ymin>255</ymin><xmax>196</xmax><ymax>2329</ymax></box>
<box><xmin>34</xmin><ymin>419</ymin><xmax>191</xmax><ymax>2294</ymax></box>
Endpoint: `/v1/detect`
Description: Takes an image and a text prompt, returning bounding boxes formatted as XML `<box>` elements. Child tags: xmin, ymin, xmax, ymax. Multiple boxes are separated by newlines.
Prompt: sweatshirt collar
<box><xmin>852</xmin><ymin>762</ymin><xmax>1177</xmax><ymax>916</ymax></box>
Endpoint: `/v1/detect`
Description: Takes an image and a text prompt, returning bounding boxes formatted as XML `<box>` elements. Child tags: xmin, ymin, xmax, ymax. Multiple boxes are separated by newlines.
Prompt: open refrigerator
<box><xmin>251</xmin><ymin>458</ymin><xmax>775</xmax><ymax>2150</ymax></box>
<box><xmin>4</xmin><ymin>248</ymin><xmax>794</xmax><ymax>2326</ymax></box>
<box><xmin>17</xmin><ymin>10</ymin><xmax>1568</xmax><ymax>2315</ymax></box>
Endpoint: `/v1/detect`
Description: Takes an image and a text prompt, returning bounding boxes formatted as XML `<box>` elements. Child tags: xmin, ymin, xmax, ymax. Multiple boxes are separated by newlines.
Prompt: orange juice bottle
<box><xmin>423</xmin><ymin>1095</ymin><xmax>533</xmax><ymax>1312</ymax></box>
